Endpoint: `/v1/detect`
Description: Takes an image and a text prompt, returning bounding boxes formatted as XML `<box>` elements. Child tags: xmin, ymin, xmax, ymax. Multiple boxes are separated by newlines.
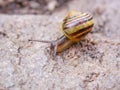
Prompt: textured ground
<box><xmin>0</xmin><ymin>0</ymin><xmax>120</xmax><ymax>90</ymax></box>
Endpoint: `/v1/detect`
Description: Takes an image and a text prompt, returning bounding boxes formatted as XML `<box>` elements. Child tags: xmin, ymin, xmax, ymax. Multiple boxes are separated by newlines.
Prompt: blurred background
<box><xmin>0</xmin><ymin>0</ymin><xmax>70</xmax><ymax>14</ymax></box>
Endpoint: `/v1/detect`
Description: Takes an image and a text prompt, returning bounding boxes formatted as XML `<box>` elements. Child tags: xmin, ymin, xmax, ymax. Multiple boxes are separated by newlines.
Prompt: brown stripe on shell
<box><xmin>65</xmin><ymin>13</ymin><xmax>91</xmax><ymax>24</ymax></box>
<box><xmin>63</xmin><ymin>13</ymin><xmax>89</xmax><ymax>26</ymax></box>
<box><xmin>64</xmin><ymin>15</ymin><xmax>92</xmax><ymax>29</ymax></box>
<box><xmin>63</xmin><ymin>17</ymin><xmax>93</xmax><ymax>30</ymax></box>
<box><xmin>69</xmin><ymin>24</ymin><xmax>93</xmax><ymax>36</ymax></box>
<box><xmin>75</xmin><ymin>27</ymin><xmax>92</xmax><ymax>39</ymax></box>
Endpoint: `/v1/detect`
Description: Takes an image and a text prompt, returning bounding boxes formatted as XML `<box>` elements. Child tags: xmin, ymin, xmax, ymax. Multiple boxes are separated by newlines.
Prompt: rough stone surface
<box><xmin>0</xmin><ymin>0</ymin><xmax>120</xmax><ymax>90</ymax></box>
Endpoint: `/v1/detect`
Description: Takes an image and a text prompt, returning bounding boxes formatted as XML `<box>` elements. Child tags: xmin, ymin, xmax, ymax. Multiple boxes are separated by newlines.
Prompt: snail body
<box><xmin>29</xmin><ymin>11</ymin><xmax>94</xmax><ymax>57</ymax></box>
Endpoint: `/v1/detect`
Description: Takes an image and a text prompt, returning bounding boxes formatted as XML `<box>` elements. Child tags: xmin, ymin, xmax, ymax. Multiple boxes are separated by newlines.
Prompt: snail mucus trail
<box><xmin>29</xmin><ymin>11</ymin><xmax>94</xmax><ymax>57</ymax></box>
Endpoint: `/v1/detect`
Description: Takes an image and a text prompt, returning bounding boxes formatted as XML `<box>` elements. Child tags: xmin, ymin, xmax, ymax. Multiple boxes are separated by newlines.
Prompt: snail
<box><xmin>29</xmin><ymin>11</ymin><xmax>94</xmax><ymax>57</ymax></box>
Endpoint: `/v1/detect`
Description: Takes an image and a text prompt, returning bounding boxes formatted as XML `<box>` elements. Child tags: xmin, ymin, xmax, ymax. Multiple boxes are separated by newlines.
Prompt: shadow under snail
<box><xmin>29</xmin><ymin>11</ymin><xmax>94</xmax><ymax>57</ymax></box>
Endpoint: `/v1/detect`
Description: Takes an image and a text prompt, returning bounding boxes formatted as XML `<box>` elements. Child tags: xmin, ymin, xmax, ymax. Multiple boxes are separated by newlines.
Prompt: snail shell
<box><xmin>62</xmin><ymin>11</ymin><xmax>94</xmax><ymax>42</ymax></box>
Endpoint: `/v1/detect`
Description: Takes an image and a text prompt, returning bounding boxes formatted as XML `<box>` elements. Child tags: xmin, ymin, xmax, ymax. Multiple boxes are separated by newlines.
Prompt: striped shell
<box><xmin>62</xmin><ymin>11</ymin><xmax>94</xmax><ymax>42</ymax></box>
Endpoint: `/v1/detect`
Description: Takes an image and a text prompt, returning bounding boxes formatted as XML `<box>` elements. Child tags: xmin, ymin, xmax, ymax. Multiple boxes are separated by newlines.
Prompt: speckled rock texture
<box><xmin>0</xmin><ymin>0</ymin><xmax>120</xmax><ymax>90</ymax></box>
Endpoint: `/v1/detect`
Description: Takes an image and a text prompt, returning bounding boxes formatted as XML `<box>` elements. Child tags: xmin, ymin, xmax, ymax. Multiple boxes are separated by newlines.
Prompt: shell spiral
<box><xmin>62</xmin><ymin>11</ymin><xmax>94</xmax><ymax>42</ymax></box>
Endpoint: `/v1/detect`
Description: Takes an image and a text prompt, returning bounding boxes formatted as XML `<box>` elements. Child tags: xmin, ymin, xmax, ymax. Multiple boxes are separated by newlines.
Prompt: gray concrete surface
<box><xmin>0</xmin><ymin>0</ymin><xmax>120</xmax><ymax>90</ymax></box>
